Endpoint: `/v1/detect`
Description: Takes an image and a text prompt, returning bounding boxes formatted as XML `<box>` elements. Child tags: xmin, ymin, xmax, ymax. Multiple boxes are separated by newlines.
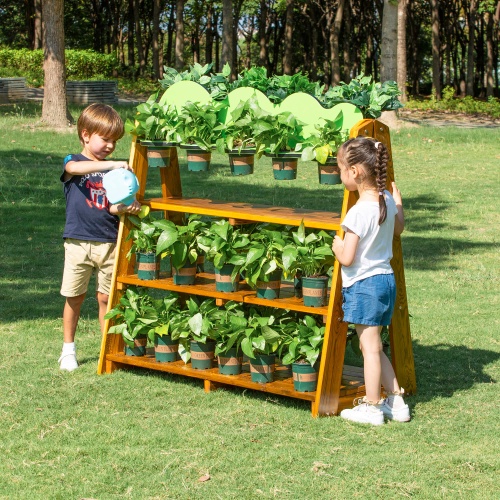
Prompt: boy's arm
<box><xmin>109</xmin><ymin>199</ymin><xmax>142</xmax><ymax>216</ymax></box>
<box><xmin>63</xmin><ymin>160</ymin><xmax>132</xmax><ymax>181</ymax></box>
<box><xmin>392</xmin><ymin>182</ymin><xmax>405</xmax><ymax>236</ymax></box>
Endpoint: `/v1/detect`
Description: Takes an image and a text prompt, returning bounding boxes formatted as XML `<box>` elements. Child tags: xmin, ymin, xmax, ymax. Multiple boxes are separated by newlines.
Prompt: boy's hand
<box><xmin>111</xmin><ymin>161</ymin><xmax>133</xmax><ymax>172</ymax></box>
<box><xmin>122</xmin><ymin>199</ymin><xmax>141</xmax><ymax>215</ymax></box>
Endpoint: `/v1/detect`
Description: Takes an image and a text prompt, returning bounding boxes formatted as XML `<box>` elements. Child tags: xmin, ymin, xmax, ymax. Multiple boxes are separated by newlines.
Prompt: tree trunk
<box><xmin>166</xmin><ymin>0</ymin><xmax>175</xmax><ymax>67</ymax></box>
<box><xmin>205</xmin><ymin>1</ymin><xmax>213</xmax><ymax>64</ymax></box>
<box><xmin>330</xmin><ymin>0</ymin><xmax>344</xmax><ymax>86</ymax></box>
<box><xmin>221</xmin><ymin>0</ymin><xmax>233</xmax><ymax>70</ymax></box>
<box><xmin>397</xmin><ymin>0</ymin><xmax>408</xmax><ymax>102</ymax></box>
<box><xmin>134</xmin><ymin>0</ymin><xmax>145</xmax><ymax>75</ymax></box>
<box><xmin>258</xmin><ymin>0</ymin><xmax>268</xmax><ymax>67</ymax></box>
<box><xmin>128</xmin><ymin>0</ymin><xmax>135</xmax><ymax>66</ymax></box>
<box><xmin>430</xmin><ymin>0</ymin><xmax>441</xmax><ymax>99</ymax></box>
<box><xmin>381</xmin><ymin>0</ymin><xmax>398</xmax><ymax>82</ymax></box>
<box><xmin>34</xmin><ymin>0</ymin><xmax>43</xmax><ymax>49</ymax></box>
<box><xmin>342</xmin><ymin>0</ymin><xmax>352</xmax><ymax>82</ymax></box>
<box><xmin>153</xmin><ymin>0</ymin><xmax>161</xmax><ymax>79</ymax></box>
<box><xmin>283</xmin><ymin>0</ymin><xmax>294</xmax><ymax>75</ymax></box>
<box><xmin>466</xmin><ymin>0</ymin><xmax>477</xmax><ymax>96</ymax></box>
<box><xmin>42</xmin><ymin>0</ymin><xmax>71</xmax><ymax>128</ymax></box>
<box><xmin>175</xmin><ymin>0</ymin><xmax>185</xmax><ymax>70</ymax></box>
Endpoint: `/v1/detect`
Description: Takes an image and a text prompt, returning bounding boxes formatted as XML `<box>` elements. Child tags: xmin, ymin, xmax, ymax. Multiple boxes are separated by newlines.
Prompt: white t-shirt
<box><xmin>340</xmin><ymin>190</ymin><xmax>398</xmax><ymax>287</ymax></box>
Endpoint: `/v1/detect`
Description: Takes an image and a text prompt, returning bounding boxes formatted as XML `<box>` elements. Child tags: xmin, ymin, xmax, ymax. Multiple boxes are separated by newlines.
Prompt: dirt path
<box><xmin>398</xmin><ymin>108</ymin><xmax>500</xmax><ymax>128</ymax></box>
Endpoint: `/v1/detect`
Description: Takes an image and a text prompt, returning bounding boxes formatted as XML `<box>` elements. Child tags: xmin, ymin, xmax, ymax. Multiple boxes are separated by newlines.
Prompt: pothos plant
<box><xmin>125</xmin><ymin>213</ymin><xmax>164</xmax><ymax>258</ymax></box>
<box><xmin>124</xmin><ymin>91</ymin><xmax>181</xmax><ymax>142</ymax></box>
<box><xmin>239</xmin><ymin>223</ymin><xmax>290</xmax><ymax>288</ymax></box>
<box><xmin>154</xmin><ymin>214</ymin><xmax>208</xmax><ymax>270</ymax></box>
<box><xmin>104</xmin><ymin>287</ymin><xmax>158</xmax><ymax>347</ymax></box>
<box><xmin>196</xmin><ymin>219</ymin><xmax>251</xmax><ymax>281</ymax></box>
<box><xmin>321</xmin><ymin>73</ymin><xmax>403</xmax><ymax>119</ymax></box>
<box><xmin>214</xmin><ymin>95</ymin><xmax>261</xmax><ymax>153</ymax></box>
<box><xmin>251</xmin><ymin>110</ymin><xmax>306</xmax><ymax>158</ymax></box>
<box><xmin>282</xmin><ymin>221</ymin><xmax>335</xmax><ymax>278</ymax></box>
<box><xmin>280</xmin><ymin>314</ymin><xmax>325</xmax><ymax>366</ymax></box>
<box><xmin>177</xmin><ymin>100</ymin><xmax>225</xmax><ymax>151</ymax></box>
<box><xmin>300</xmin><ymin>113</ymin><xmax>348</xmax><ymax>164</ymax></box>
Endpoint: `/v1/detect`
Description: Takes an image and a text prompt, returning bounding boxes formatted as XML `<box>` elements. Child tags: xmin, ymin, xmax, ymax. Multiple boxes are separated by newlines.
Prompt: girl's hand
<box><xmin>332</xmin><ymin>235</ymin><xmax>344</xmax><ymax>256</ymax></box>
<box><xmin>392</xmin><ymin>182</ymin><xmax>403</xmax><ymax>206</ymax></box>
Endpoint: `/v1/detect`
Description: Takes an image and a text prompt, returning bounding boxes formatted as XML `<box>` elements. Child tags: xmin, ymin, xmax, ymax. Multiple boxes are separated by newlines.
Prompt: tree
<box><xmin>175</xmin><ymin>0</ymin><xmax>185</xmax><ymax>70</ymax></box>
<box><xmin>283</xmin><ymin>0</ymin><xmax>294</xmax><ymax>74</ymax></box>
<box><xmin>221</xmin><ymin>0</ymin><xmax>233</xmax><ymax>70</ymax></box>
<box><xmin>42</xmin><ymin>0</ymin><xmax>71</xmax><ymax>128</ymax></box>
<box><xmin>380</xmin><ymin>0</ymin><xmax>398</xmax><ymax>82</ymax></box>
<box><xmin>397</xmin><ymin>0</ymin><xmax>408</xmax><ymax>102</ymax></box>
<box><xmin>466</xmin><ymin>0</ymin><xmax>477</xmax><ymax>96</ymax></box>
<box><xmin>430</xmin><ymin>0</ymin><xmax>441</xmax><ymax>99</ymax></box>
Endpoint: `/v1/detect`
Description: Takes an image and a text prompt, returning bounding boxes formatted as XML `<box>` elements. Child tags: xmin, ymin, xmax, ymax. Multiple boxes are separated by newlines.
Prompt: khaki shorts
<box><xmin>61</xmin><ymin>239</ymin><xmax>116</xmax><ymax>297</ymax></box>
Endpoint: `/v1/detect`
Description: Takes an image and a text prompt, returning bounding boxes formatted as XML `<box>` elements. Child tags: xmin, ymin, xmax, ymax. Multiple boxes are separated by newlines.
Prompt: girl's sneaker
<box><xmin>379</xmin><ymin>389</ymin><xmax>410</xmax><ymax>422</ymax></box>
<box><xmin>340</xmin><ymin>397</ymin><xmax>384</xmax><ymax>426</ymax></box>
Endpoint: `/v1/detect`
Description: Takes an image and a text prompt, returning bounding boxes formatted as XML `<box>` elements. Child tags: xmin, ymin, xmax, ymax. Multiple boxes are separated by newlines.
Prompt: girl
<box><xmin>332</xmin><ymin>137</ymin><xmax>410</xmax><ymax>425</ymax></box>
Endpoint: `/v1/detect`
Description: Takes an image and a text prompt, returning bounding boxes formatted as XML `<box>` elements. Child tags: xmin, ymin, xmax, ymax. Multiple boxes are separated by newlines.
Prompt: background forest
<box><xmin>1</xmin><ymin>0</ymin><xmax>499</xmax><ymax>100</ymax></box>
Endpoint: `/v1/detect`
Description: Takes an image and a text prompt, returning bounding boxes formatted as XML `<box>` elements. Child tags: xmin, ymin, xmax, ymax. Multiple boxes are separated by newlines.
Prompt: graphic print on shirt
<box><xmin>79</xmin><ymin>173</ymin><xmax>108</xmax><ymax>210</ymax></box>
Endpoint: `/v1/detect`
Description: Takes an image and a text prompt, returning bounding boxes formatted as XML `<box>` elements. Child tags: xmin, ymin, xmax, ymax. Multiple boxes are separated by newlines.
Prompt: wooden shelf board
<box><xmin>146</xmin><ymin>197</ymin><xmax>342</xmax><ymax>231</ymax></box>
<box><xmin>105</xmin><ymin>352</ymin><xmax>364</xmax><ymax>402</ymax></box>
<box><xmin>117</xmin><ymin>273</ymin><xmax>329</xmax><ymax>315</ymax></box>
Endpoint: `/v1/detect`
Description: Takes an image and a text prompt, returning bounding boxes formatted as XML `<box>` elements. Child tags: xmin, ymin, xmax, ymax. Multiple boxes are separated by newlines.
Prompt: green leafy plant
<box><xmin>322</xmin><ymin>74</ymin><xmax>403</xmax><ymax>118</ymax></box>
<box><xmin>301</xmin><ymin>113</ymin><xmax>348</xmax><ymax>164</ymax></box>
<box><xmin>124</xmin><ymin>91</ymin><xmax>181</xmax><ymax>142</ymax></box>
<box><xmin>125</xmin><ymin>214</ymin><xmax>163</xmax><ymax>258</ymax></box>
<box><xmin>239</xmin><ymin>224</ymin><xmax>290</xmax><ymax>288</ymax></box>
<box><xmin>214</xmin><ymin>96</ymin><xmax>261</xmax><ymax>153</ymax></box>
<box><xmin>155</xmin><ymin>214</ymin><xmax>208</xmax><ymax>270</ymax></box>
<box><xmin>177</xmin><ymin>100</ymin><xmax>225</xmax><ymax>150</ymax></box>
<box><xmin>280</xmin><ymin>315</ymin><xmax>325</xmax><ymax>366</ymax></box>
<box><xmin>251</xmin><ymin>110</ymin><xmax>305</xmax><ymax>157</ymax></box>
<box><xmin>213</xmin><ymin>301</ymin><xmax>248</xmax><ymax>356</ymax></box>
<box><xmin>282</xmin><ymin>221</ymin><xmax>335</xmax><ymax>278</ymax></box>
<box><xmin>239</xmin><ymin>307</ymin><xmax>283</xmax><ymax>359</ymax></box>
<box><xmin>104</xmin><ymin>287</ymin><xmax>158</xmax><ymax>347</ymax></box>
<box><xmin>149</xmin><ymin>292</ymin><xmax>182</xmax><ymax>343</ymax></box>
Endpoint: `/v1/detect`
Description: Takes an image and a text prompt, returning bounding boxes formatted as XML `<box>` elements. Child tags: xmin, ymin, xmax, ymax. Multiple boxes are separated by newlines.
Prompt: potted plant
<box><xmin>171</xmin><ymin>298</ymin><xmax>225</xmax><ymax>369</ymax></box>
<box><xmin>155</xmin><ymin>214</ymin><xmax>208</xmax><ymax>284</ymax></box>
<box><xmin>177</xmin><ymin>100</ymin><xmax>225</xmax><ymax>171</ymax></box>
<box><xmin>215</xmin><ymin>96</ymin><xmax>260</xmax><ymax>176</ymax></box>
<box><xmin>213</xmin><ymin>301</ymin><xmax>247</xmax><ymax>375</ymax></box>
<box><xmin>104</xmin><ymin>287</ymin><xmax>158</xmax><ymax>356</ymax></box>
<box><xmin>197</xmin><ymin>219</ymin><xmax>251</xmax><ymax>292</ymax></box>
<box><xmin>300</xmin><ymin>114</ymin><xmax>347</xmax><ymax>185</ymax></box>
<box><xmin>240</xmin><ymin>307</ymin><xmax>283</xmax><ymax>383</ymax></box>
<box><xmin>282</xmin><ymin>221</ymin><xmax>335</xmax><ymax>307</ymax></box>
<box><xmin>125</xmin><ymin>91</ymin><xmax>181</xmax><ymax>168</ymax></box>
<box><xmin>125</xmin><ymin>213</ymin><xmax>164</xmax><ymax>280</ymax></box>
<box><xmin>239</xmin><ymin>223</ymin><xmax>289</xmax><ymax>299</ymax></box>
<box><xmin>280</xmin><ymin>315</ymin><xmax>325</xmax><ymax>392</ymax></box>
<box><xmin>149</xmin><ymin>293</ymin><xmax>182</xmax><ymax>362</ymax></box>
<box><xmin>251</xmin><ymin>110</ymin><xmax>305</xmax><ymax>180</ymax></box>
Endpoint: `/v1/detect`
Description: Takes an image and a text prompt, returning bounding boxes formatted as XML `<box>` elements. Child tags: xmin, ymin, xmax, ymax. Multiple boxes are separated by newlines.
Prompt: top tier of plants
<box><xmin>158</xmin><ymin>63</ymin><xmax>403</xmax><ymax>119</ymax></box>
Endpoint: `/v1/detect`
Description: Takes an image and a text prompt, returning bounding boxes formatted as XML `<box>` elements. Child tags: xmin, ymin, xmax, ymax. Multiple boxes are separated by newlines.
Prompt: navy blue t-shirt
<box><xmin>61</xmin><ymin>154</ymin><xmax>119</xmax><ymax>242</ymax></box>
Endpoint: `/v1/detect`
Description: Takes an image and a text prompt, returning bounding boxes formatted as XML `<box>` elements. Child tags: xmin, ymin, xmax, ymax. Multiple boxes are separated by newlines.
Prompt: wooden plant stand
<box><xmin>97</xmin><ymin>119</ymin><xmax>416</xmax><ymax>417</ymax></box>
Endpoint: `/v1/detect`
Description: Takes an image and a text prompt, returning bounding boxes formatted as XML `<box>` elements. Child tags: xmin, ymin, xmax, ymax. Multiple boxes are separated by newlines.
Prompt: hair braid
<box><xmin>375</xmin><ymin>142</ymin><xmax>389</xmax><ymax>224</ymax></box>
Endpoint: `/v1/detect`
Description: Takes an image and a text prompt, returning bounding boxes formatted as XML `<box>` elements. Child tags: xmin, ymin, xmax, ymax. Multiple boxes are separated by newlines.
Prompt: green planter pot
<box><xmin>302</xmin><ymin>276</ymin><xmax>329</xmax><ymax>307</ymax></box>
<box><xmin>215</xmin><ymin>264</ymin><xmax>240</xmax><ymax>292</ymax></box>
<box><xmin>272</xmin><ymin>157</ymin><xmax>298</xmax><ymax>180</ymax></box>
<box><xmin>190</xmin><ymin>340</ymin><xmax>215</xmax><ymax>370</ymax></box>
<box><xmin>228</xmin><ymin>149</ymin><xmax>255</xmax><ymax>176</ymax></box>
<box><xmin>160</xmin><ymin>255</ymin><xmax>172</xmax><ymax>278</ymax></box>
<box><xmin>256</xmin><ymin>269</ymin><xmax>282</xmax><ymax>299</ymax></box>
<box><xmin>136</xmin><ymin>252</ymin><xmax>159</xmax><ymax>280</ymax></box>
<box><xmin>141</xmin><ymin>141</ymin><xmax>175</xmax><ymax>168</ymax></box>
<box><xmin>124</xmin><ymin>335</ymin><xmax>147</xmax><ymax>356</ymax></box>
<box><xmin>172</xmin><ymin>262</ymin><xmax>197</xmax><ymax>285</ymax></box>
<box><xmin>181</xmin><ymin>144</ymin><xmax>211</xmax><ymax>172</ymax></box>
<box><xmin>317</xmin><ymin>157</ymin><xmax>341</xmax><ymax>185</ymax></box>
<box><xmin>292</xmin><ymin>362</ymin><xmax>318</xmax><ymax>392</ymax></box>
<box><xmin>154</xmin><ymin>333</ymin><xmax>178</xmax><ymax>363</ymax></box>
<box><xmin>196</xmin><ymin>254</ymin><xmax>205</xmax><ymax>273</ymax></box>
<box><xmin>217</xmin><ymin>347</ymin><xmax>243</xmax><ymax>375</ymax></box>
<box><xmin>250</xmin><ymin>353</ymin><xmax>276</xmax><ymax>383</ymax></box>
<box><xmin>294</xmin><ymin>273</ymin><xmax>303</xmax><ymax>298</ymax></box>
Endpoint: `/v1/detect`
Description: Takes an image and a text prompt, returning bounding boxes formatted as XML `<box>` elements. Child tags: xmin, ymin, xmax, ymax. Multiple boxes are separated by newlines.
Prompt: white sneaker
<box><xmin>380</xmin><ymin>389</ymin><xmax>410</xmax><ymax>422</ymax></box>
<box><xmin>58</xmin><ymin>351</ymin><xmax>78</xmax><ymax>372</ymax></box>
<box><xmin>340</xmin><ymin>397</ymin><xmax>384</xmax><ymax>426</ymax></box>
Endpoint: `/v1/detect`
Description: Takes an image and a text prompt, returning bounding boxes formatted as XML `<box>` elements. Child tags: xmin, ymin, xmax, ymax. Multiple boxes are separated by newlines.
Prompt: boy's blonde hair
<box><xmin>77</xmin><ymin>103</ymin><xmax>124</xmax><ymax>144</ymax></box>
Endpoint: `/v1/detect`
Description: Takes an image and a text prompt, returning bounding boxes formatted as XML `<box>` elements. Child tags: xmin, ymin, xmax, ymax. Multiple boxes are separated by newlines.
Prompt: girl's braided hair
<box><xmin>338</xmin><ymin>136</ymin><xmax>389</xmax><ymax>224</ymax></box>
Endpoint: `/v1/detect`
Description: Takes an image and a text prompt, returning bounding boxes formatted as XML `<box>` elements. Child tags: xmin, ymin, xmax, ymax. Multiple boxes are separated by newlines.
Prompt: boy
<box><xmin>59</xmin><ymin>103</ymin><xmax>141</xmax><ymax>371</ymax></box>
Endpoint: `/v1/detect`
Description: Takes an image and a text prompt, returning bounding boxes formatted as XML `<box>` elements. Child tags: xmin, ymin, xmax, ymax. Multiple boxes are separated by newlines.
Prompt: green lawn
<box><xmin>0</xmin><ymin>103</ymin><xmax>499</xmax><ymax>499</ymax></box>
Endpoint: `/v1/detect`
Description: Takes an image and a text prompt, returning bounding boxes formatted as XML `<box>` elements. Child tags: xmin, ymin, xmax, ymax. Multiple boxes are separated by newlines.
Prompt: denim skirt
<box><xmin>342</xmin><ymin>273</ymin><xmax>396</xmax><ymax>326</ymax></box>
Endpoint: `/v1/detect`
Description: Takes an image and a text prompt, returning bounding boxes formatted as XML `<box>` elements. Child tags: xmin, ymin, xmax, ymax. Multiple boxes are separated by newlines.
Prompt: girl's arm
<box><xmin>332</xmin><ymin>230</ymin><xmax>359</xmax><ymax>267</ymax></box>
<box><xmin>392</xmin><ymin>182</ymin><xmax>405</xmax><ymax>236</ymax></box>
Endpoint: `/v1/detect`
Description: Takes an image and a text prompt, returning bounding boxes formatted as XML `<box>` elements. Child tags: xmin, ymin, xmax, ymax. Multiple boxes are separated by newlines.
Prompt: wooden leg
<box><xmin>204</xmin><ymin>380</ymin><xmax>220</xmax><ymax>393</ymax></box>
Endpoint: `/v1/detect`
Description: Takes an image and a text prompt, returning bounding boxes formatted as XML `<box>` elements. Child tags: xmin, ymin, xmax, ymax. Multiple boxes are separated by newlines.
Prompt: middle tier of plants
<box><xmin>126</xmin><ymin>212</ymin><xmax>336</xmax><ymax>307</ymax></box>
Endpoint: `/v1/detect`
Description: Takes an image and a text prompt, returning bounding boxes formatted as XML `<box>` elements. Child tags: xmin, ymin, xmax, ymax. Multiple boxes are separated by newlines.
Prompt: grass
<box><xmin>1</xmin><ymin>102</ymin><xmax>499</xmax><ymax>499</ymax></box>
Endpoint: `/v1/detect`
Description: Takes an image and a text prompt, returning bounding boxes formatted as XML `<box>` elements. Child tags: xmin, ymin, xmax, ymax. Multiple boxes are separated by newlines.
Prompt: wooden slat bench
<box><xmin>0</xmin><ymin>78</ymin><xmax>27</xmax><ymax>103</ymax></box>
<box><xmin>66</xmin><ymin>80</ymin><xmax>118</xmax><ymax>105</ymax></box>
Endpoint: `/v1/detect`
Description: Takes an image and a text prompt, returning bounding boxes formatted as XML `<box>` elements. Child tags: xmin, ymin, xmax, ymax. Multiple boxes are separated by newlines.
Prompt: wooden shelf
<box><xmin>104</xmin><ymin>352</ymin><xmax>365</xmax><ymax>403</ymax></box>
<box><xmin>145</xmin><ymin>197</ymin><xmax>342</xmax><ymax>231</ymax></box>
<box><xmin>117</xmin><ymin>273</ymin><xmax>330</xmax><ymax>315</ymax></box>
